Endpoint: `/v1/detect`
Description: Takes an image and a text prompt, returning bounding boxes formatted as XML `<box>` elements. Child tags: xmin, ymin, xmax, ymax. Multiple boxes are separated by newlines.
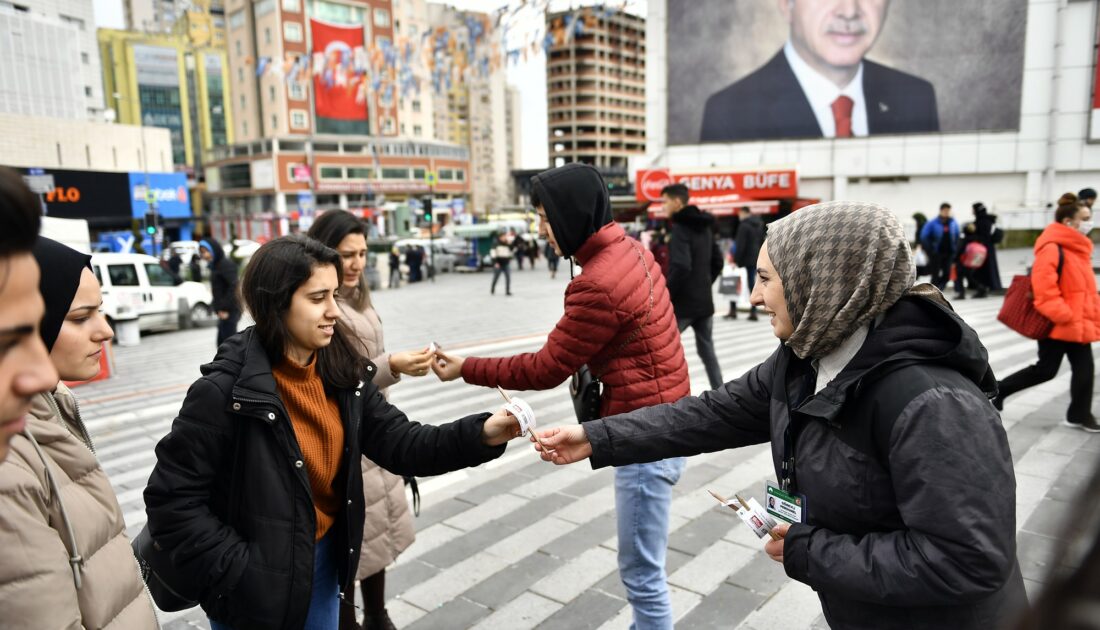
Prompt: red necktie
<box><xmin>832</xmin><ymin>96</ymin><xmax>854</xmax><ymax>138</ymax></box>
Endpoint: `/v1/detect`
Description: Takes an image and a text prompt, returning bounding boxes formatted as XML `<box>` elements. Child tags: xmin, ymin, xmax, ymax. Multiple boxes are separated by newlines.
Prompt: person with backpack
<box><xmin>955</xmin><ymin>223</ymin><xmax>989</xmax><ymax>299</ymax></box>
<box><xmin>534</xmin><ymin>201</ymin><xmax>1025</xmax><ymax>630</ymax></box>
<box><xmin>994</xmin><ymin>192</ymin><xmax>1099</xmax><ymax>431</ymax></box>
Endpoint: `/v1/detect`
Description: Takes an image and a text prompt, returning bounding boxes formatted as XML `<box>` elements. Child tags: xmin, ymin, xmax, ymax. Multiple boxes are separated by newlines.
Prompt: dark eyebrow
<box><xmin>70</xmin><ymin>303</ymin><xmax>101</xmax><ymax>313</ymax></box>
<box><xmin>0</xmin><ymin>324</ymin><xmax>34</xmax><ymax>338</ymax></box>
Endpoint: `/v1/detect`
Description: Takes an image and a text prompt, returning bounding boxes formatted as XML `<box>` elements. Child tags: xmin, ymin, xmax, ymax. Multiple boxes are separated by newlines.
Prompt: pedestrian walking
<box><xmin>972</xmin><ymin>202</ymin><xmax>1004</xmax><ymax>292</ymax></box>
<box><xmin>526</xmin><ymin>237</ymin><xmax>538</xmax><ymax>269</ymax></box>
<box><xmin>308</xmin><ymin>212</ymin><xmax>434</xmax><ymax>630</ymax></box>
<box><xmin>955</xmin><ymin>223</ymin><xmax>989</xmax><ymax>299</ymax></box>
<box><xmin>729</xmin><ymin>205</ymin><xmax>764</xmax><ymax>321</ymax></box>
<box><xmin>512</xmin><ymin>232</ymin><xmax>525</xmax><ymax>270</ymax></box>
<box><xmin>143</xmin><ymin>235</ymin><xmax>521</xmax><ymax>630</ymax></box>
<box><xmin>994</xmin><ymin>192</ymin><xmax>1099</xmax><ymax>431</ymax></box>
<box><xmin>388</xmin><ymin>246</ymin><xmax>401</xmax><ymax>289</ymax></box>
<box><xmin>200</xmin><ymin>237</ymin><xmax>241</xmax><ymax>346</ymax></box>
<box><xmin>535</xmin><ymin>201</ymin><xmax>1026</xmax><ymax>630</ymax></box>
<box><xmin>167</xmin><ymin>248</ymin><xmax>184</xmax><ymax>283</ymax></box>
<box><xmin>0</xmin><ymin>169</ymin><xmax>57</xmax><ymax>462</ymax></box>
<box><xmin>189</xmin><ymin>252</ymin><xmax>203</xmax><ymax>282</ymax></box>
<box><xmin>545</xmin><ymin>240</ymin><xmax>560</xmax><ymax>279</ymax></box>
<box><xmin>490</xmin><ymin>233</ymin><xmax>513</xmax><ymax>296</ymax></box>
<box><xmin>0</xmin><ymin>236</ymin><xmax>159</xmax><ymax>628</ymax></box>
<box><xmin>662</xmin><ymin>183</ymin><xmax>725</xmax><ymax>389</ymax></box>
<box><xmin>919</xmin><ymin>202</ymin><xmax>960</xmax><ymax>291</ymax></box>
<box><xmin>1079</xmin><ymin>187</ymin><xmax>1096</xmax><ymax>208</ymax></box>
<box><xmin>432</xmin><ymin>163</ymin><xmax>691</xmax><ymax>630</ymax></box>
<box><xmin>406</xmin><ymin>245</ymin><xmax>423</xmax><ymax>283</ymax></box>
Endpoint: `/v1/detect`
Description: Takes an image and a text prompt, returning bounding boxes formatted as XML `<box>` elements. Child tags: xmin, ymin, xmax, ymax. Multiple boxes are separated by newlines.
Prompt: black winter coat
<box><xmin>144</xmin><ymin>329</ymin><xmax>505</xmax><ymax>630</ymax></box>
<box><xmin>583</xmin><ymin>293</ymin><xmax>1026</xmax><ymax>629</ymax></box>
<box><xmin>206</xmin><ymin>240</ymin><xmax>240</xmax><ymax>314</ymax></box>
<box><xmin>733</xmin><ymin>214</ymin><xmax>764</xmax><ymax>269</ymax></box>
<box><xmin>667</xmin><ymin>206</ymin><xmax>723</xmax><ymax>320</ymax></box>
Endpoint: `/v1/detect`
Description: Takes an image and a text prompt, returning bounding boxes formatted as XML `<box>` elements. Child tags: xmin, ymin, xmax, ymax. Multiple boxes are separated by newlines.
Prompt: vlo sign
<box><xmin>636</xmin><ymin>167</ymin><xmax>798</xmax><ymax>217</ymax></box>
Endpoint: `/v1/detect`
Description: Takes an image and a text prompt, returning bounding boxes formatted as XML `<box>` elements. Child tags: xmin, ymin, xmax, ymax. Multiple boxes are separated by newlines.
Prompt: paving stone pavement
<box><xmin>67</xmin><ymin>249</ymin><xmax>1100</xmax><ymax>629</ymax></box>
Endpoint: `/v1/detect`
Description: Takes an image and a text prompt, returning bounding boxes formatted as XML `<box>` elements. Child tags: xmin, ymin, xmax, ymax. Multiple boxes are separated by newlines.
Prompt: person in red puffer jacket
<box><xmin>995</xmin><ymin>192</ymin><xmax>1100</xmax><ymax>430</ymax></box>
<box><xmin>432</xmin><ymin>163</ymin><xmax>691</xmax><ymax>629</ymax></box>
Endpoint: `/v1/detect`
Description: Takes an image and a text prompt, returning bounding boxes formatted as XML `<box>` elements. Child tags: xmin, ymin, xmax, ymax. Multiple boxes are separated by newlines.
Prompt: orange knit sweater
<box><xmin>272</xmin><ymin>356</ymin><xmax>345</xmax><ymax>541</ymax></box>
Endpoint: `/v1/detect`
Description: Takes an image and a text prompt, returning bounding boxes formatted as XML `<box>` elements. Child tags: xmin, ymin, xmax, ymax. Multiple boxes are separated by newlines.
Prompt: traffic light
<box><xmin>143</xmin><ymin>211</ymin><xmax>158</xmax><ymax>235</ymax></box>
<box><xmin>422</xmin><ymin>195</ymin><xmax>433</xmax><ymax>224</ymax></box>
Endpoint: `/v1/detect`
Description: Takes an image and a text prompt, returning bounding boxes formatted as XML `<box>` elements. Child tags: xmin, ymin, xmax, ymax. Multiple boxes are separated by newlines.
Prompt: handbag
<box><xmin>568</xmin><ymin>242</ymin><xmax>655</xmax><ymax>423</ymax></box>
<box><xmin>131</xmin><ymin>525</ymin><xmax>200</xmax><ymax>612</ymax></box>
<box><xmin>718</xmin><ymin>274</ymin><xmax>741</xmax><ymax>296</ymax></box>
<box><xmin>997</xmin><ymin>245</ymin><xmax>1063</xmax><ymax>340</ymax></box>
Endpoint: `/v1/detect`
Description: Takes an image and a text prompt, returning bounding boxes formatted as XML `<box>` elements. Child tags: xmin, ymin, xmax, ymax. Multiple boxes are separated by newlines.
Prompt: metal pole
<box><xmin>429</xmin><ymin>185</ymin><xmax>435</xmax><ymax>283</ymax></box>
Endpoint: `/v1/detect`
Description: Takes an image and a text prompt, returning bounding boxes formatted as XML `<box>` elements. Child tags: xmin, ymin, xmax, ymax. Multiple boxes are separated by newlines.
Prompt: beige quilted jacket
<box><xmin>0</xmin><ymin>383</ymin><xmax>159</xmax><ymax>629</ymax></box>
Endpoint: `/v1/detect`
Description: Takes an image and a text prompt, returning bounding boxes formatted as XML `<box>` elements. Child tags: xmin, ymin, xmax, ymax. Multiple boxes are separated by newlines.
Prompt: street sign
<box><xmin>23</xmin><ymin>174</ymin><xmax>55</xmax><ymax>194</ymax></box>
<box><xmin>424</xmin><ymin>171</ymin><xmax>438</xmax><ymax>186</ymax></box>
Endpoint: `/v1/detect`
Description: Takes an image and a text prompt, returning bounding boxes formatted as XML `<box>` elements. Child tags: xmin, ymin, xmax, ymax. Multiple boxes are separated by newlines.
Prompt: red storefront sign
<box><xmin>311</xmin><ymin>19</ymin><xmax>368</xmax><ymax>122</ymax></box>
<box><xmin>636</xmin><ymin>168</ymin><xmax>798</xmax><ymax>205</ymax></box>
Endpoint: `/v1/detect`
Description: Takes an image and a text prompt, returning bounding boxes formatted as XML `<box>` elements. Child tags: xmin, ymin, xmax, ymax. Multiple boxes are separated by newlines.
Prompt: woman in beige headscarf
<box><xmin>309</xmin><ymin>212</ymin><xmax>433</xmax><ymax>630</ymax></box>
<box><xmin>536</xmin><ymin>201</ymin><xmax>1026</xmax><ymax>630</ymax></box>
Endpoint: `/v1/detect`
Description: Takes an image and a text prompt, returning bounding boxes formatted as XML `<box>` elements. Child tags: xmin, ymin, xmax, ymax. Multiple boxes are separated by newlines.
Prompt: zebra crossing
<box><xmin>71</xmin><ymin>276</ymin><xmax>1097</xmax><ymax>629</ymax></box>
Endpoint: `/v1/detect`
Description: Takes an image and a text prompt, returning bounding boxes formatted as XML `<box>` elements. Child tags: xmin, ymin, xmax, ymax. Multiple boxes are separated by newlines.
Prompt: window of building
<box><xmin>281</xmin><ymin>0</ymin><xmax>299</xmax><ymax>11</ymax></box>
<box><xmin>268</xmin><ymin>85</ymin><xmax>276</xmax><ymax>102</ymax></box>
<box><xmin>290</xmin><ymin>109</ymin><xmax>308</xmax><ymax>129</ymax></box>
<box><xmin>239</xmin><ymin>94</ymin><xmax>245</xmax><ymax>109</ymax></box>
<box><xmin>289</xmin><ymin>81</ymin><xmax>306</xmax><ymax>100</ymax></box>
<box><xmin>400</xmin><ymin>123</ymin><xmax>405</xmax><ymax>134</ymax></box>
<box><xmin>381</xmin><ymin>167</ymin><xmax>408</xmax><ymax>179</ymax></box>
<box><xmin>413</xmin><ymin>124</ymin><xmax>422</xmax><ymax>137</ymax></box>
<box><xmin>58</xmin><ymin>14</ymin><xmax>84</xmax><ymax>30</ymax></box>
<box><xmin>439</xmin><ymin>168</ymin><xmax>453</xmax><ymax>181</ymax></box>
<box><xmin>229</xmin><ymin>10</ymin><xmax>245</xmax><ymax>29</ymax></box>
<box><xmin>411</xmin><ymin>99</ymin><xmax>420</xmax><ymax>113</ymax></box>
<box><xmin>412</xmin><ymin>167</ymin><xmax>425</xmax><ymax>180</ymax></box>
<box><xmin>236</xmin><ymin>40</ymin><xmax>242</xmax><ymax>55</ymax></box>
<box><xmin>319</xmin><ymin>165</ymin><xmax>343</xmax><ymax>179</ymax></box>
<box><xmin>238</xmin><ymin>67</ymin><xmax>244</xmax><ymax>82</ymax></box>
<box><xmin>271</xmin><ymin>115</ymin><xmax>278</xmax><ymax>130</ymax></box>
<box><xmin>254</xmin><ymin>0</ymin><xmax>275</xmax><ymax>17</ymax></box>
<box><xmin>346</xmin><ymin>167</ymin><xmax>372</xmax><ymax>179</ymax></box>
<box><xmin>264</xmin><ymin>27</ymin><xmax>271</xmax><ymax>44</ymax></box>
<box><xmin>455</xmin><ymin>169</ymin><xmax>465</xmax><ymax>181</ymax></box>
<box><xmin>84</xmin><ymin>86</ymin><xmax>92</xmax><ymax>97</ymax></box>
<box><xmin>81</xmin><ymin>52</ymin><xmax>89</xmax><ymax>64</ymax></box>
<box><xmin>381</xmin><ymin>117</ymin><xmax>395</xmax><ymax>134</ymax></box>
<box><xmin>373</xmin><ymin>8</ymin><xmax>390</xmax><ymax>27</ymax></box>
<box><xmin>284</xmin><ymin>21</ymin><xmax>302</xmax><ymax>42</ymax></box>
<box><xmin>243</xmin><ymin>120</ymin><xmax>248</xmax><ymax>135</ymax></box>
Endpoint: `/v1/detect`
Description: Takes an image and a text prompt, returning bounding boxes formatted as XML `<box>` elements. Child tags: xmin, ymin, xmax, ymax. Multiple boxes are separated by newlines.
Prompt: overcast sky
<box><xmin>91</xmin><ymin>0</ymin><xmax>644</xmax><ymax>169</ymax></box>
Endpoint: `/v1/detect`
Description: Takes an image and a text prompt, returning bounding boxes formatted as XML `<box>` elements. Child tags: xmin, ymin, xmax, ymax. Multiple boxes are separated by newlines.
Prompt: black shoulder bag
<box><xmin>569</xmin><ymin>242</ymin><xmax>655</xmax><ymax>423</ymax></box>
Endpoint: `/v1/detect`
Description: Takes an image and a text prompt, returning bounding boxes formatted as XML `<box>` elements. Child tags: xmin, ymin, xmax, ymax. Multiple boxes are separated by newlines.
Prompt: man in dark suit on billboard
<box><xmin>699</xmin><ymin>0</ymin><xmax>938</xmax><ymax>142</ymax></box>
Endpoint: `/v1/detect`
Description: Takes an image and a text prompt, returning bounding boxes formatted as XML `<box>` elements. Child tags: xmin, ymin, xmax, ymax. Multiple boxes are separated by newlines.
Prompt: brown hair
<box><xmin>307</xmin><ymin>210</ymin><xmax>371</xmax><ymax>312</ymax></box>
<box><xmin>1055</xmin><ymin>192</ymin><xmax>1086</xmax><ymax>224</ymax></box>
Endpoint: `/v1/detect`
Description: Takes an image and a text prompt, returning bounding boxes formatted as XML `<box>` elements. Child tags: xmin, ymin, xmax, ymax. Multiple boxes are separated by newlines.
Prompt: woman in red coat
<box><xmin>995</xmin><ymin>192</ymin><xmax>1100</xmax><ymax>430</ymax></box>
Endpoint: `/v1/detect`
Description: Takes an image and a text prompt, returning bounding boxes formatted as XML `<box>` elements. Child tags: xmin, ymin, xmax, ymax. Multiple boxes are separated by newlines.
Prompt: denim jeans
<box><xmin>615</xmin><ymin>458</ymin><xmax>686</xmax><ymax>630</ymax></box>
<box><xmin>676</xmin><ymin>315</ymin><xmax>723</xmax><ymax>389</ymax></box>
<box><xmin>491</xmin><ymin>262</ymin><xmax>511</xmax><ymax>294</ymax></box>
<box><xmin>209</xmin><ymin>531</ymin><xmax>339</xmax><ymax>630</ymax></box>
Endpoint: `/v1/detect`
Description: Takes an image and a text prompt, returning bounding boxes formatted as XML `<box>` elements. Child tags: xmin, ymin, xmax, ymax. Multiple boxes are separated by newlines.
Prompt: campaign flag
<box><xmin>311</xmin><ymin>18</ymin><xmax>367</xmax><ymax>122</ymax></box>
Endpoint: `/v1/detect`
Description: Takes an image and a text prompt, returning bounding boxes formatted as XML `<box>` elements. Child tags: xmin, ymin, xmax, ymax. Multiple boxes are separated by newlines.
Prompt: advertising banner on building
<box><xmin>128</xmin><ymin>171</ymin><xmax>190</xmax><ymax>219</ymax></box>
<box><xmin>19</xmin><ymin>168</ymin><xmax>131</xmax><ymax>226</ymax></box>
<box><xmin>667</xmin><ymin>0</ymin><xmax>1027</xmax><ymax>144</ymax></box>
<box><xmin>637</xmin><ymin>167</ymin><xmax>799</xmax><ymax>218</ymax></box>
<box><xmin>310</xmin><ymin>18</ymin><xmax>368</xmax><ymax>129</ymax></box>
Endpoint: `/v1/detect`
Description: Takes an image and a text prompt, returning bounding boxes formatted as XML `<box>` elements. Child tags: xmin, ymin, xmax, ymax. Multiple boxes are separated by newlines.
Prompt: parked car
<box><xmin>90</xmin><ymin>253</ymin><xmax>215</xmax><ymax>332</ymax></box>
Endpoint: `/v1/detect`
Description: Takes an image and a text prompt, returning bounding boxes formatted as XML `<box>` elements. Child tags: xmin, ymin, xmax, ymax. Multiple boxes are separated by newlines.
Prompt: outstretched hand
<box><xmin>531</xmin><ymin>425</ymin><xmax>592</xmax><ymax>464</ymax></box>
<box><xmin>431</xmin><ymin>349</ymin><xmax>465</xmax><ymax>381</ymax></box>
<box><xmin>389</xmin><ymin>348</ymin><xmax>434</xmax><ymax>377</ymax></box>
<box><xmin>481</xmin><ymin>407</ymin><xmax>523</xmax><ymax>446</ymax></box>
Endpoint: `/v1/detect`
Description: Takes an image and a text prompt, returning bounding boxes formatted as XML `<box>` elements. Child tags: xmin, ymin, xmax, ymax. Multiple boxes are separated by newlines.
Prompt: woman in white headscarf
<box><xmin>535</xmin><ymin>201</ymin><xmax>1026</xmax><ymax>630</ymax></box>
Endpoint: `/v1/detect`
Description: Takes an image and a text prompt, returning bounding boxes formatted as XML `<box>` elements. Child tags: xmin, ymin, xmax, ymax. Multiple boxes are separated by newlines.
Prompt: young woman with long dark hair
<box><xmin>144</xmin><ymin>235</ymin><xmax>520</xmax><ymax>630</ymax></box>
<box><xmin>308</xmin><ymin>211</ymin><xmax>432</xmax><ymax>630</ymax></box>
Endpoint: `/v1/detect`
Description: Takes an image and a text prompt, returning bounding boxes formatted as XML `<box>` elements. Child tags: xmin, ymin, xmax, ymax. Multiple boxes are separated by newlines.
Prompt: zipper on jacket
<box><xmin>45</xmin><ymin>392</ymin><xmax>96</xmax><ymax>455</ymax></box>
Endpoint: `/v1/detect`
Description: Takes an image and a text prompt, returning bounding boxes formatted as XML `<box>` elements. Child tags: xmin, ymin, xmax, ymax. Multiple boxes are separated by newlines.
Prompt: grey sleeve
<box><xmin>783</xmin><ymin>386</ymin><xmax>1018</xmax><ymax>606</ymax></box>
<box><xmin>584</xmin><ymin>347</ymin><xmax>778</xmax><ymax>468</ymax></box>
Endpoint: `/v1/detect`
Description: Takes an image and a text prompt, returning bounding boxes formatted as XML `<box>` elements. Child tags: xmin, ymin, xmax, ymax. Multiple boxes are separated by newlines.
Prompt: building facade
<box><xmin>99</xmin><ymin>27</ymin><xmax>234</xmax><ymax>177</ymax></box>
<box><xmin>124</xmin><ymin>0</ymin><xmax>226</xmax><ymax>41</ymax></box>
<box><xmin>546</xmin><ymin>8</ymin><xmax>646</xmax><ymax>170</ymax></box>
<box><xmin>392</xmin><ymin>0</ymin><xmax>435</xmax><ymax>140</ymax></box>
<box><xmin>0</xmin><ymin>0</ymin><xmax>105</xmax><ymax>120</ymax></box>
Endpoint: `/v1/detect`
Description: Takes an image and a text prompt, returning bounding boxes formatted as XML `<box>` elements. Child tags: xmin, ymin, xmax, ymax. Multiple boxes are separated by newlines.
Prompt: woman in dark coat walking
<box><xmin>972</xmin><ymin>202</ymin><xmax>1004</xmax><ymax>291</ymax></box>
<box><xmin>143</xmin><ymin>235</ymin><xmax>522</xmax><ymax>630</ymax></box>
<box><xmin>536</xmin><ymin>201</ymin><xmax>1025</xmax><ymax>630</ymax></box>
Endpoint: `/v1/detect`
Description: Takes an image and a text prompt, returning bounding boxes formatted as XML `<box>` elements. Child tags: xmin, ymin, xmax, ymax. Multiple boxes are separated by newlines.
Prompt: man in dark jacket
<box><xmin>199</xmin><ymin>238</ymin><xmax>240</xmax><ymax>347</ymax></box>
<box><xmin>919</xmin><ymin>202</ymin><xmax>960</xmax><ymax>291</ymax></box>
<box><xmin>433</xmin><ymin>163</ymin><xmax>691</xmax><ymax>630</ymax></box>
<box><xmin>663</xmin><ymin>183</ymin><xmax>724</xmax><ymax>389</ymax></box>
<box><xmin>731</xmin><ymin>206</ymin><xmax>764</xmax><ymax>320</ymax></box>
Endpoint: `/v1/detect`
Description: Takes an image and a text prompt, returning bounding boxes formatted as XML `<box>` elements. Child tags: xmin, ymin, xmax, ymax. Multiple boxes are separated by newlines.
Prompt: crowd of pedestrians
<box><xmin>1</xmin><ymin>161</ymin><xmax>1099</xmax><ymax>630</ymax></box>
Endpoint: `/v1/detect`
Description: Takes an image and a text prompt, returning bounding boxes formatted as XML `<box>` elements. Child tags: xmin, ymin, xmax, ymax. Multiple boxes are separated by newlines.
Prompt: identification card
<box><xmin>724</xmin><ymin>496</ymin><xmax>779</xmax><ymax>539</ymax></box>
<box><xmin>765</xmin><ymin>481</ymin><xmax>806</xmax><ymax>524</ymax></box>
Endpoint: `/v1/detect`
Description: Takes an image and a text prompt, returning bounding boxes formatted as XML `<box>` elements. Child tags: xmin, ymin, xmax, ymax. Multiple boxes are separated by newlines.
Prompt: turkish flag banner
<box><xmin>311</xmin><ymin>18</ymin><xmax>367</xmax><ymax>121</ymax></box>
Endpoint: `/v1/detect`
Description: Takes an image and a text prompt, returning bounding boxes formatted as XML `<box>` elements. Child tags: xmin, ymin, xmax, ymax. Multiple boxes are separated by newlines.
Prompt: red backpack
<box><xmin>960</xmin><ymin>242</ymin><xmax>988</xmax><ymax>269</ymax></box>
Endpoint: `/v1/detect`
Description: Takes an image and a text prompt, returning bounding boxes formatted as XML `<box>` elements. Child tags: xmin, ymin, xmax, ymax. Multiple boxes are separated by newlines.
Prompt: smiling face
<box><xmin>751</xmin><ymin>242</ymin><xmax>795</xmax><ymax>340</ymax></box>
<box><xmin>334</xmin><ymin>232</ymin><xmax>367</xmax><ymax>289</ymax></box>
<box><xmin>780</xmin><ymin>0</ymin><xmax>889</xmax><ymax>83</ymax></box>
<box><xmin>283</xmin><ymin>264</ymin><xmax>342</xmax><ymax>364</ymax></box>
<box><xmin>50</xmin><ymin>267</ymin><xmax>114</xmax><ymax>382</ymax></box>
<box><xmin>536</xmin><ymin>205</ymin><xmax>561</xmax><ymax>256</ymax></box>
<box><xmin>0</xmin><ymin>254</ymin><xmax>59</xmax><ymax>462</ymax></box>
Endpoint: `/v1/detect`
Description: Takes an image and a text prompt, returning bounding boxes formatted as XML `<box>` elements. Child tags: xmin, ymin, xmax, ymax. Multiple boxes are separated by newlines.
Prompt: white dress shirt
<box><xmin>783</xmin><ymin>41</ymin><xmax>869</xmax><ymax>137</ymax></box>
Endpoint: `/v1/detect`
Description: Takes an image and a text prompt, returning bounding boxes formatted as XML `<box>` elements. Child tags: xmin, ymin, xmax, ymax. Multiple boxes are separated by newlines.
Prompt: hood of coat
<box><xmin>33</xmin><ymin>237</ymin><xmax>92</xmax><ymax>352</ymax></box>
<box><xmin>1035</xmin><ymin>221</ymin><xmax>1094</xmax><ymax>257</ymax></box>
<box><xmin>200</xmin><ymin>237</ymin><xmax>227</xmax><ymax>264</ymax></box>
<box><xmin>796</xmin><ymin>291</ymin><xmax>995</xmax><ymax>423</ymax></box>
<box><xmin>670</xmin><ymin>205</ymin><xmax>715</xmax><ymax>231</ymax></box>
<box><xmin>202</xmin><ymin>327</ymin><xmax>282</xmax><ymax>402</ymax></box>
<box><xmin>26</xmin><ymin>382</ymin><xmax>85</xmax><ymax>444</ymax></box>
<box><xmin>530</xmin><ymin>163</ymin><xmax>612</xmax><ymax>258</ymax></box>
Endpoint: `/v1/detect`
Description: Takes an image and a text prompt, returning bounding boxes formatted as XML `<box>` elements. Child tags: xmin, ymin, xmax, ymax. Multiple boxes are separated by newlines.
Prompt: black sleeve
<box><xmin>584</xmin><ymin>347</ymin><xmax>778</xmax><ymax>468</ymax></box>
<box><xmin>665</xmin><ymin>226</ymin><xmax>691</xmax><ymax>301</ymax></box>
<box><xmin>144</xmin><ymin>377</ymin><xmax>250</xmax><ymax>601</ymax></box>
<box><xmin>358</xmin><ymin>384</ymin><xmax>506</xmax><ymax>476</ymax></box>
<box><xmin>709</xmin><ymin>240</ymin><xmax>724</xmax><ymax>283</ymax></box>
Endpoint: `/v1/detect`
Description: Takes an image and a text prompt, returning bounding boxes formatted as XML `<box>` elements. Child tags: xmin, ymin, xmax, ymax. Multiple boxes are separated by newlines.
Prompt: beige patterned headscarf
<box><xmin>766</xmin><ymin>201</ymin><xmax>915</xmax><ymax>359</ymax></box>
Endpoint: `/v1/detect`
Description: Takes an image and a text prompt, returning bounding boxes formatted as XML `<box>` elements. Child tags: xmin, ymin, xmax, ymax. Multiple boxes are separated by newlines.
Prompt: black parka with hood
<box><xmin>667</xmin><ymin>205</ymin><xmax>723</xmax><ymax>320</ymax></box>
<box><xmin>583</xmin><ymin>293</ymin><xmax>1026</xmax><ymax>629</ymax></box>
<box><xmin>202</xmin><ymin>237</ymin><xmax>240</xmax><ymax>315</ymax></box>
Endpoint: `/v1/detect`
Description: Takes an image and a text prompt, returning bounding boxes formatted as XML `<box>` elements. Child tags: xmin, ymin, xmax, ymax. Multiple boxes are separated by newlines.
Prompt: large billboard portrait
<box><xmin>668</xmin><ymin>0</ymin><xmax>1028</xmax><ymax>144</ymax></box>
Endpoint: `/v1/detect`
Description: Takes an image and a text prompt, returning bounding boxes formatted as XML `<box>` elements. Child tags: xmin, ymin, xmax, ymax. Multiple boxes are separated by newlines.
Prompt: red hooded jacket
<box><xmin>1032</xmin><ymin>222</ymin><xmax>1100</xmax><ymax>344</ymax></box>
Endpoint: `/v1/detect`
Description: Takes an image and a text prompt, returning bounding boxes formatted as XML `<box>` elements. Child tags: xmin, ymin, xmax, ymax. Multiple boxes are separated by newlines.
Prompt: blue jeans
<box><xmin>209</xmin><ymin>531</ymin><xmax>339</xmax><ymax>630</ymax></box>
<box><xmin>615</xmin><ymin>458</ymin><xmax>686</xmax><ymax>630</ymax></box>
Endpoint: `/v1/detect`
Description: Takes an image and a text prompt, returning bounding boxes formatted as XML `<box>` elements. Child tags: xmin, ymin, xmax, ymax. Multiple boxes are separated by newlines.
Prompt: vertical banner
<box><xmin>310</xmin><ymin>18</ymin><xmax>369</xmax><ymax>132</ymax></box>
<box><xmin>1090</xmin><ymin>10</ymin><xmax>1100</xmax><ymax>141</ymax></box>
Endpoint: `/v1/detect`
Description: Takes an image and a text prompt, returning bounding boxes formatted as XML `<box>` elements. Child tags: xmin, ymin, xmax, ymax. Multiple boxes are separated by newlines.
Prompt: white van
<box><xmin>90</xmin><ymin>253</ymin><xmax>214</xmax><ymax>332</ymax></box>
